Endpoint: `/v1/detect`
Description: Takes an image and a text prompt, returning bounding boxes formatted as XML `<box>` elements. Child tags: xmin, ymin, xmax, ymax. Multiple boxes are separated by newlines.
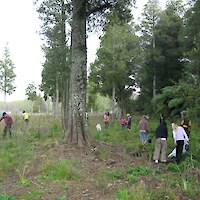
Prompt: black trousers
<box><xmin>176</xmin><ymin>140</ymin><xmax>184</xmax><ymax>164</ymax></box>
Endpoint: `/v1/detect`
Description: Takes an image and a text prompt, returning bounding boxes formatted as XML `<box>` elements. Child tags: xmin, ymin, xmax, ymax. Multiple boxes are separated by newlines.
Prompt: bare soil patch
<box><xmin>0</xmin><ymin>141</ymin><xmax>159</xmax><ymax>200</ymax></box>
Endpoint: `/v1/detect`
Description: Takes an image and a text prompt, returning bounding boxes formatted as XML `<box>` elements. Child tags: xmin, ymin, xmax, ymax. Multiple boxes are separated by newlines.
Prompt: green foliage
<box><xmin>89</xmin><ymin>16</ymin><xmax>141</xmax><ymax>112</ymax></box>
<box><xmin>137</xmin><ymin>0</ymin><xmax>185</xmax><ymax>113</ymax></box>
<box><xmin>0</xmin><ymin>45</ymin><xmax>16</xmax><ymax>98</ymax></box>
<box><xmin>25</xmin><ymin>82</ymin><xmax>37</xmax><ymax>101</ymax></box>
<box><xmin>0</xmin><ymin>115</ymin><xmax>200</xmax><ymax>199</ymax></box>
<box><xmin>0</xmin><ymin>194</ymin><xmax>16</xmax><ymax>200</ymax></box>
<box><xmin>40</xmin><ymin>159</ymin><xmax>81</xmax><ymax>181</ymax></box>
<box><xmin>114</xmin><ymin>181</ymin><xmax>149</xmax><ymax>200</ymax></box>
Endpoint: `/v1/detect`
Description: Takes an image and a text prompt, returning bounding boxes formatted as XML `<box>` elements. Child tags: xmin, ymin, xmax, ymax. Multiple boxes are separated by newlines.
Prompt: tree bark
<box><xmin>65</xmin><ymin>0</ymin><xmax>91</xmax><ymax>146</ymax></box>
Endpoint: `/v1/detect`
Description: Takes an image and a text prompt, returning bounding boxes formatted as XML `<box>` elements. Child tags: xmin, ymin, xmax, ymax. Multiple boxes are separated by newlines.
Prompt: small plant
<box><xmin>61</xmin><ymin>183</ymin><xmax>69</xmax><ymax>190</ymax></box>
<box><xmin>126</xmin><ymin>165</ymin><xmax>151</xmax><ymax>176</ymax></box>
<box><xmin>40</xmin><ymin>159</ymin><xmax>81</xmax><ymax>181</ymax></box>
<box><xmin>126</xmin><ymin>174</ymin><xmax>137</xmax><ymax>183</ymax></box>
<box><xmin>114</xmin><ymin>181</ymin><xmax>149</xmax><ymax>200</ymax></box>
<box><xmin>115</xmin><ymin>188</ymin><xmax>129</xmax><ymax>200</ymax></box>
<box><xmin>15</xmin><ymin>161</ymin><xmax>31</xmax><ymax>187</ymax></box>
<box><xmin>95</xmin><ymin>168</ymin><xmax>114</xmax><ymax>189</ymax></box>
<box><xmin>0</xmin><ymin>194</ymin><xmax>16</xmax><ymax>200</ymax></box>
<box><xmin>110</xmin><ymin>171</ymin><xmax>123</xmax><ymax>179</ymax></box>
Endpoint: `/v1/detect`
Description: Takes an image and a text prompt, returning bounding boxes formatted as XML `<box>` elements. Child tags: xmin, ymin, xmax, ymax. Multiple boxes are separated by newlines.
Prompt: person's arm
<box><xmin>0</xmin><ymin>116</ymin><xmax>3</xmax><ymax>122</ymax></box>
<box><xmin>181</xmin><ymin>119</ymin><xmax>184</xmax><ymax>126</ymax></box>
<box><xmin>172</xmin><ymin>130</ymin><xmax>176</xmax><ymax>145</ymax></box>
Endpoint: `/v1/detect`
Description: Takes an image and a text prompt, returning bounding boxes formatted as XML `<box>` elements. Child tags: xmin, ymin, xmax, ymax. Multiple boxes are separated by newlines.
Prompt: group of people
<box><xmin>120</xmin><ymin>111</ymin><xmax>191</xmax><ymax>165</ymax></box>
<box><xmin>0</xmin><ymin>111</ymin><xmax>29</xmax><ymax>138</ymax></box>
<box><xmin>153</xmin><ymin>111</ymin><xmax>191</xmax><ymax>165</ymax></box>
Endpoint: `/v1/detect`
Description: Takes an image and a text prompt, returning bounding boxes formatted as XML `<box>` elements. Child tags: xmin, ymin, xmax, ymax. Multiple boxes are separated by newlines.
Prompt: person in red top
<box><xmin>0</xmin><ymin>112</ymin><xmax>13</xmax><ymax>138</ymax></box>
<box><xmin>120</xmin><ymin>116</ymin><xmax>126</xmax><ymax>130</ymax></box>
<box><xmin>104</xmin><ymin>112</ymin><xmax>110</xmax><ymax>129</ymax></box>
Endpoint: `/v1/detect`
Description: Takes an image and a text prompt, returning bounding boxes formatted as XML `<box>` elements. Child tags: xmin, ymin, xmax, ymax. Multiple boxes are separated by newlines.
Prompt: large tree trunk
<box><xmin>61</xmin><ymin>78</ymin><xmax>69</xmax><ymax>131</ymax></box>
<box><xmin>65</xmin><ymin>0</ymin><xmax>91</xmax><ymax>146</ymax></box>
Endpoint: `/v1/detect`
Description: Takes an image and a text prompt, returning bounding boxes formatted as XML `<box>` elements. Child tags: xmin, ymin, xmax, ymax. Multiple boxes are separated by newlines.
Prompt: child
<box><xmin>120</xmin><ymin>116</ymin><xmax>126</xmax><ymax>130</ymax></box>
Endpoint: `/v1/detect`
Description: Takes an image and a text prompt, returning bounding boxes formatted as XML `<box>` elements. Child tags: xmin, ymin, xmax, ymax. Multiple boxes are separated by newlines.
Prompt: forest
<box><xmin>30</xmin><ymin>0</ymin><xmax>200</xmax><ymax>146</ymax></box>
<box><xmin>0</xmin><ymin>0</ymin><xmax>200</xmax><ymax>199</ymax></box>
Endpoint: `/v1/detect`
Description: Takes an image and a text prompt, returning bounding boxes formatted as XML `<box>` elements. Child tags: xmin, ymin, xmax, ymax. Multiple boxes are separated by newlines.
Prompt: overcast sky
<box><xmin>0</xmin><ymin>0</ymin><xmax>166</xmax><ymax>102</ymax></box>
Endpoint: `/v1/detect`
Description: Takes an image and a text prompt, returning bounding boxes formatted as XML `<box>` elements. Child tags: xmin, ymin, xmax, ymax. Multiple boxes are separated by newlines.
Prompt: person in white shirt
<box><xmin>172</xmin><ymin>123</ymin><xmax>189</xmax><ymax>164</ymax></box>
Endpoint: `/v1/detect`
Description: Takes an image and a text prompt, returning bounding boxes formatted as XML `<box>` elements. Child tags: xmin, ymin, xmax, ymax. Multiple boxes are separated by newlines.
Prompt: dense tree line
<box><xmin>34</xmin><ymin>0</ymin><xmax>135</xmax><ymax>146</ymax></box>
<box><xmin>33</xmin><ymin>0</ymin><xmax>200</xmax><ymax>146</ymax></box>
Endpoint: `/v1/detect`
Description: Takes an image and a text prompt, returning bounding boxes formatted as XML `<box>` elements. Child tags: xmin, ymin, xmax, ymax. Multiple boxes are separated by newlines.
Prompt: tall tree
<box><xmin>139</xmin><ymin>0</ymin><xmax>161</xmax><ymax>112</ymax></box>
<box><xmin>154</xmin><ymin>0</ymin><xmax>184</xmax><ymax>91</ymax></box>
<box><xmin>89</xmin><ymin>15</ymin><xmax>141</xmax><ymax>115</ymax></box>
<box><xmin>25</xmin><ymin>82</ymin><xmax>37</xmax><ymax>113</ymax></box>
<box><xmin>35</xmin><ymin>0</ymin><xmax>70</xmax><ymax>128</ymax></box>
<box><xmin>66</xmin><ymin>0</ymin><xmax>135</xmax><ymax>146</ymax></box>
<box><xmin>34</xmin><ymin>0</ymin><xmax>135</xmax><ymax>146</ymax></box>
<box><xmin>0</xmin><ymin>45</ymin><xmax>16</xmax><ymax>109</ymax></box>
<box><xmin>138</xmin><ymin>0</ymin><xmax>184</xmax><ymax>113</ymax></box>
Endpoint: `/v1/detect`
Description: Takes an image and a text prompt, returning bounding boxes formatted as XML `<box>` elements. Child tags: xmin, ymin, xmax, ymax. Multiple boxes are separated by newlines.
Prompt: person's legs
<box><xmin>161</xmin><ymin>140</ymin><xmax>167</xmax><ymax>162</ymax></box>
<box><xmin>3</xmin><ymin>124</ymin><xmax>9</xmax><ymax>138</ymax></box>
<box><xmin>8</xmin><ymin>124</ymin><xmax>12</xmax><ymax>138</ymax></box>
<box><xmin>140</xmin><ymin>133</ymin><xmax>147</xmax><ymax>151</ymax></box>
<box><xmin>153</xmin><ymin>138</ymin><xmax>161</xmax><ymax>162</ymax></box>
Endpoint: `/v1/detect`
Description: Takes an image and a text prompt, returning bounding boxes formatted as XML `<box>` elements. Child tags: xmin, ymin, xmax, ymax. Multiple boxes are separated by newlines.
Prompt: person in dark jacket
<box><xmin>180</xmin><ymin>110</ymin><xmax>191</xmax><ymax>138</ymax></box>
<box><xmin>0</xmin><ymin>112</ymin><xmax>13</xmax><ymax>138</ymax></box>
<box><xmin>153</xmin><ymin>120</ymin><xmax>168</xmax><ymax>164</ymax></box>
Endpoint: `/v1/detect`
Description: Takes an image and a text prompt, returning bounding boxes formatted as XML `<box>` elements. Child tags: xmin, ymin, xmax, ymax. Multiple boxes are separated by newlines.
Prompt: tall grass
<box><xmin>0</xmin><ymin>114</ymin><xmax>199</xmax><ymax>199</ymax></box>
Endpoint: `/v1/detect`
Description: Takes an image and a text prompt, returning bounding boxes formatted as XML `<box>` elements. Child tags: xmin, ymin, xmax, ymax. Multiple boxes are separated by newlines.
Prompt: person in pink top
<box><xmin>0</xmin><ymin>112</ymin><xmax>13</xmax><ymax>138</ymax></box>
<box><xmin>120</xmin><ymin>116</ymin><xmax>126</xmax><ymax>130</ymax></box>
<box><xmin>172</xmin><ymin>122</ymin><xmax>189</xmax><ymax>164</ymax></box>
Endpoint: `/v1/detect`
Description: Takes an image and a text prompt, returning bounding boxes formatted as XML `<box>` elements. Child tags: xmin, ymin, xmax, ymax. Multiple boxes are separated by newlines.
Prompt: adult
<box><xmin>104</xmin><ymin>112</ymin><xmax>110</xmax><ymax>129</ymax></box>
<box><xmin>126</xmin><ymin>114</ymin><xmax>132</xmax><ymax>132</ymax></box>
<box><xmin>172</xmin><ymin>122</ymin><xmax>189</xmax><ymax>164</ymax></box>
<box><xmin>138</xmin><ymin>115</ymin><xmax>149</xmax><ymax>150</ymax></box>
<box><xmin>0</xmin><ymin>112</ymin><xmax>13</xmax><ymax>138</ymax></box>
<box><xmin>153</xmin><ymin>119</ymin><xmax>168</xmax><ymax>164</ymax></box>
<box><xmin>23</xmin><ymin>111</ymin><xmax>29</xmax><ymax>124</ymax></box>
<box><xmin>180</xmin><ymin>110</ymin><xmax>191</xmax><ymax>138</ymax></box>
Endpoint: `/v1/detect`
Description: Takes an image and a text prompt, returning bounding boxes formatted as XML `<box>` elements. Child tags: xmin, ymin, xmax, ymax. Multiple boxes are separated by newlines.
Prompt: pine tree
<box><xmin>0</xmin><ymin>45</ymin><xmax>16</xmax><ymax>109</ymax></box>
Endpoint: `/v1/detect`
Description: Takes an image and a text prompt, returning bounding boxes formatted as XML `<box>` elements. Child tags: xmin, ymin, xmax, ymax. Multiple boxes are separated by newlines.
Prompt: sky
<box><xmin>0</xmin><ymin>0</ymin><xmax>167</xmax><ymax>102</ymax></box>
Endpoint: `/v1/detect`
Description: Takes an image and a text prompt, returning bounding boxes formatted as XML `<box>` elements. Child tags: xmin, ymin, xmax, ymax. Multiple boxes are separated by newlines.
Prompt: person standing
<box><xmin>126</xmin><ymin>114</ymin><xmax>132</xmax><ymax>132</ymax></box>
<box><xmin>0</xmin><ymin>112</ymin><xmax>13</xmax><ymax>138</ymax></box>
<box><xmin>104</xmin><ymin>112</ymin><xmax>110</xmax><ymax>129</ymax></box>
<box><xmin>153</xmin><ymin>120</ymin><xmax>168</xmax><ymax>164</ymax></box>
<box><xmin>120</xmin><ymin>116</ymin><xmax>126</xmax><ymax>130</ymax></box>
<box><xmin>23</xmin><ymin>111</ymin><xmax>29</xmax><ymax>124</ymax></box>
<box><xmin>138</xmin><ymin>115</ymin><xmax>149</xmax><ymax>150</ymax></box>
<box><xmin>172</xmin><ymin>122</ymin><xmax>189</xmax><ymax>164</ymax></box>
<box><xmin>180</xmin><ymin>110</ymin><xmax>191</xmax><ymax>138</ymax></box>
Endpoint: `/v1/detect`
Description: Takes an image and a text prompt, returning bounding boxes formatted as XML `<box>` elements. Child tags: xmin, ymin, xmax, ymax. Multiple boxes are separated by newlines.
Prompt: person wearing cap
<box><xmin>180</xmin><ymin>110</ymin><xmax>191</xmax><ymax>138</ymax></box>
<box><xmin>0</xmin><ymin>112</ymin><xmax>13</xmax><ymax>138</ymax></box>
<box><xmin>138</xmin><ymin>115</ymin><xmax>150</xmax><ymax>150</ymax></box>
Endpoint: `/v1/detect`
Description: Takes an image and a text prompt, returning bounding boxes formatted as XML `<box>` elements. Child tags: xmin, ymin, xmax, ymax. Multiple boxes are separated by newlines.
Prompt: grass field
<box><xmin>0</xmin><ymin>114</ymin><xmax>199</xmax><ymax>200</ymax></box>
